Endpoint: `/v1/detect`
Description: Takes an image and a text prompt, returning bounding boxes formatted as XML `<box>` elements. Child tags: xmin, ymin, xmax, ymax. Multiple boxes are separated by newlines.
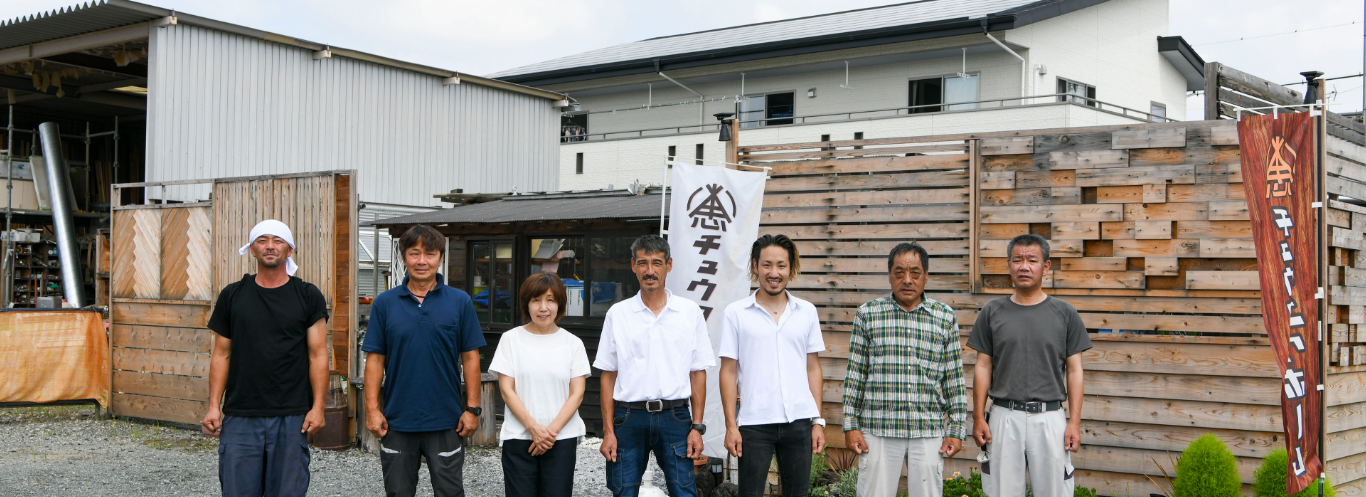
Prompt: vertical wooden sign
<box><xmin>1237</xmin><ymin>112</ymin><xmax>1323</xmax><ymax>495</ymax></box>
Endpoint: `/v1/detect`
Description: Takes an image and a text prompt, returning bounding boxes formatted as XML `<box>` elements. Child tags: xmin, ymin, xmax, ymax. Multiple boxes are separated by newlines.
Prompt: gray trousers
<box><xmin>380</xmin><ymin>428</ymin><xmax>465</xmax><ymax>497</ymax></box>
<box><xmin>981</xmin><ymin>405</ymin><xmax>1075</xmax><ymax>497</ymax></box>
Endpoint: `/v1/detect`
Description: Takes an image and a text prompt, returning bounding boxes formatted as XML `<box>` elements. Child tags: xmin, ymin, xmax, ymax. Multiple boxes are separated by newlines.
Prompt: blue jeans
<box><xmin>218</xmin><ymin>414</ymin><xmax>310</xmax><ymax>497</ymax></box>
<box><xmin>606</xmin><ymin>405</ymin><xmax>696</xmax><ymax>497</ymax></box>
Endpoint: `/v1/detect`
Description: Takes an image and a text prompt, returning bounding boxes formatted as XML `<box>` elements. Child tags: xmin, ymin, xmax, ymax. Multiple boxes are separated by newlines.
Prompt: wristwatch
<box><xmin>690</xmin><ymin>423</ymin><xmax>707</xmax><ymax>435</ymax></box>
<box><xmin>466</xmin><ymin>406</ymin><xmax>483</xmax><ymax>416</ymax></box>
<box><xmin>812</xmin><ymin>418</ymin><xmax>827</xmax><ymax>428</ymax></box>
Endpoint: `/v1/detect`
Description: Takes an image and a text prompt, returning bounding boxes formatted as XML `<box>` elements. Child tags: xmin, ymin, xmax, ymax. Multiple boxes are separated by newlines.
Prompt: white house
<box><xmin>489</xmin><ymin>0</ymin><xmax>1205</xmax><ymax>191</ymax></box>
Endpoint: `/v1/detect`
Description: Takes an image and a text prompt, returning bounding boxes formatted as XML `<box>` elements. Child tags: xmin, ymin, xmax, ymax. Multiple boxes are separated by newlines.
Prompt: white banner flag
<box><xmin>665</xmin><ymin>161</ymin><xmax>766</xmax><ymax>458</ymax></box>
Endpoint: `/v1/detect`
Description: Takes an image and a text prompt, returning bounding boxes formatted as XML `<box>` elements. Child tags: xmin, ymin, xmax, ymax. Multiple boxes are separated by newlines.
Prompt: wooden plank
<box><xmin>1047</xmin><ymin>149</ymin><xmax>1129</xmax><ymax>170</ymax></box>
<box><xmin>1053</xmin><ymin>271</ymin><xmax>1145</xmax><ymax>289</ymax></box>
<box><xmin>1167</xmin><ymin>184</ymin><xmax>1247</xmax><ymax>203</ymax></box>
<box><xmin>112</xmin><ymin>302</ymin><xmax>212</xmax><ymax>328</ymax></box>
<box><xmin>1016</xmin><ymin>169</ymin><xmax>1076</xmax><ymax>188</ymax></box>
<box><xmin>792</xmin><ymin>240</ymin><xmax>969</xmax><ymax>257</ymax></box>
<box><xmin>1096</xmin><ymin>185</ymin><xmax>1143</xmax><ymax>204</ymax></box>
<box><xmin>980</xmin><ymin>239</ymin><xmax>1084</xmax><ymax>258</ymax></box>
<box><xmin>1334</xmin><ymin>287</ymin><xmax>1366</xmax><ymax>307</ymax></box>
<box><xmin>762</xmin><ymin>223</ymin><xmax>968</xmax><ymax>241</ymax></box>
<box><xmin>1135</xmin><ymin>220</ymin><xmax>1173</xmax><ymax>239</ymax></box>
<box><xmin>981</xmin><ymin>187</ymin><xmax>1081</xmax><ymax>206</ymax></box>
<box><xmin>1076</xmin><ymin>165</ymin><xmax>1195</xmax><ymax>187</ymax></box>
<box><xmin>802</xmin><ymin>257</ymin><xmax>968</xmax><ymax>274</ymax></box>
<box><xmin>1216</xmin><ymin>64</ymin><xmax>1303</xmax><ymax>106</ymax></box>
<box><xmin>112</xmin><ymin>209</ymin><xmax>163</xmax><ymax>299</ymax></box>
<box><xmin>1329</xmin><ymin>371</ymin><xmax>1366</xmax><ymax>407</ymax></box>
<box><xmin>1208</xmin><ymin>200</ymin><xmax>1251</xmax><ymax>221</ymax></box>
<box><xmin>981</xmin><ymin>204</ymin><xmax>1123</xmax><ymax>223</ymax></box>
<box><xmin>980</xmin><ymin>136</ymin><xmax>1033</xmax><ymax>155</ymax></box>
<box><xmin>1327</xmin><ymin>154</ymin><xmax>1366</xmax><ymax>183</ymax></box>
<box><xmin>159</xmin><ymin>208</ymin><xmax>192</xmax><ymax>301</ymax></box>
<box><xmin>1211</xmin><ymin>124</ymin><xmax>1239</xmax><ymax>146</ymax></box>
<box><xmin>111</xmin><ymin>393</ymin><xmax>207</xmax><ymax>425</ymax></box>
<box><xmin>110</xmin><ymin>325</ymin><xmax>212</xmax><ymax>353</ymax></box>
<box><xmin>765</xmin><ymin>154</ymin><xmax>969</xmax><ymax>176</ymax></box>
<box><xmin>1200</xmin><ymin>239</ymin><xmax>1257</xmax><ymax>258</ymax></box>
<box><xmin>760</xmin><ymin>204</ymin><xmax>969</xmax><ymax>224</ymax></box>
<box><xmin>981</xmin><ymin>223</ymin><xmax>1029</xmax><ymax>239</ymax></box>
<box><xmin>1330</xmin><ymin>176</ymin><xmax>1366</xmax><ymax>200</ymax></box>
<box><xmin>1146</xmin><ymin>257</ymin><xmax>1180</xmax><ymax>276</ymax></box>
<box><xmin>1124</xmin><ymin>202</ymin><xmax>1209</xmax><ymax>221</ymax></box>
<box><xmin>763</xmin><ymin>169</ymin><xmax>968</xmax><ymax>192</ymax></box>
<box><xmin>787</xmin><ymin>274</ymin><xmax>968</xmax><ymax>291</ymax></box>
<box><xmin>1051</xmin><ymin>222</ymin><xmax>1100</xmax><ymax>239</ymax></box>
<box><xmin>1174</xmin><ymin>220</ymin><xmax>1253</xmax><ymax>239</ymax></box>
<box><xmin>1328</xmin><ymin>426</ymin><xmax>1366</xmax><ymax>461</ymax></box>
<box><xmin>1060</xmin><ymin>257</ymin><xmax>1127</xmax><ymax>271</ymax></box>
<box><xmin>1334</xmin><ymin>227</ymin><xmax>1366</xmax><ymax>251</ymax></box>
<box><xmin>1143</xmin><ymin>184</ymin><xmax>1167</xmax><ymax>203</ymax></box>
<box><xmin>764</xmin><ymin>188</ymin><xmax>968</xmax><ymax>208</ymax></box>
<box><xmin>1198</xmin><ymin>163</ymin><xmax>1245</xmax><ymax>184</ymax></box>
<box><xmin>743</xmin><ymin>143</ymin><xmax>967</xmax><ymax>162</ymax></box>
<box><xmin>1345</xmin><ymin>268</ymin><xmax>1366</xmax><ymax>288</ymax></box>
<box><xmin>1112</xmin><ymin>127</ymin><xmax>1187</xmax><ymax>149</ymax></box>
<box><xmin>1080</xmin><ymin>313</ymin><xmax>1263</xmax><ymax>335</ymax></box>
<box><xmin>112</xmin><ymin>370</ymin><xmax>208</xmax><ymax>401</ymax></box>
<box><xmin>980</xmin><ymin>171</ymin><xmax>1016</xmax><ymax>190</ymax></box>
<box><xmin>1329</xmin><ymin>208</ymin><xmax>1355</xmax><ymax>228</ymax></box>
<box><xmin>1113</xmin><ymin>239</ymin><xmax>1200</xmax><ymax>257</ymax></box>
<box><xmin>112</xmin><ymin>347</ymin><xmax>210</xmax><ymax>377</ymax></box>
<box><xmin>1186</xmin><ymin>271</ymin><xmax>1259</xmax><ymax>290</ymax></box>
<box><xmin>1328</xmin><ymin>133</ymin><xmax>1366</xmax><ymax>165</ymax></box>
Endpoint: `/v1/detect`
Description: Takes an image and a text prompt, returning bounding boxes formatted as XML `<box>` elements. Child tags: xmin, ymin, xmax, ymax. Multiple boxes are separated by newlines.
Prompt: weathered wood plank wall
<box><xmin>1323</xmin><ymin>135</ymin><xmax>1366</xmax><ymax>495</ymax></box>
<box><xmin>741</xmin><ymin>119</ymin><xmax>1359</xmax><ymax>495</ymax></box>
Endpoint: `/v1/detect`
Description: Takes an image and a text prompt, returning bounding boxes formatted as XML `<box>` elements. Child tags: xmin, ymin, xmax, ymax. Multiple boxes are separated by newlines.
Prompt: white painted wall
<box><xmin>1005</xmin><ymin>0</ymin><xmax>1187</xmax><ymax>120</ymax></box>
<box><xmin>558</xmin><ymin>103</ymin><xmax>1139</xmax><ymax>191</ymax></box>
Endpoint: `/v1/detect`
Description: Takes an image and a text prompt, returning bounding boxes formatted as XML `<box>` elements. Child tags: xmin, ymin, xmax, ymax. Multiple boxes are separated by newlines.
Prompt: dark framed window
<box><xmin>668</xmin><ymin>145</ymin><xmax>676</xmax><ymax>168</ymax></box>
<box><xmin>1058</xmin><ymin>78</ymin><xmax>1097</xmax><ymax>107</ymax></box>
<box><xmin>561</xmin><ymin>113</ymin><xmax>587</xmax><ymax>142</ymax></box>
<box><xmin>467</xmin><ymin>231</ymin><xmax>647</xmax><ymax>326</ymax></box>
<box><xmin>739</xmin><ymin>92</ymin><xmax>795</xmax><ymax>128</ymax></box>
<box><xmin>1150</xmin><ymin>102</ymin><xmax>1167</xmax><ymax>122</ymax></box>
<box><xmin>909</xmin><ymin>74</ymin><xmax>979</xmax><ymax>113</ymax></box>
<box><xmin>695</xmin><ymin>144</ymin><xmax>704</xmax><ymax>166</ymax></box>
<box><xmin>576</xmin><ymin>153</ymin><xmax>584</xmax><ymax>174</ymax></box>
<box><xmin>908</xmin><ymin>77</ymin><xmax>943</xmax><ymax>113</ymax></box>
<box><xmin>468</xmin><ymin>239</ymin><xmax>516</xmax><ymax>325</ymax></box>
<box><xmin>527</xmin><ymin>237</ymin><xmax>587</xmax><ymax>317</ymax></box>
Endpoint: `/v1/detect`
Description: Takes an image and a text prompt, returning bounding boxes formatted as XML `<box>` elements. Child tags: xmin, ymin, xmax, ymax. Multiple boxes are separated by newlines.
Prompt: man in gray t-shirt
<box><xmin>966</xmin><ymin>235</ymin><xmax>1092</xmax><ymax>497</ymax></box>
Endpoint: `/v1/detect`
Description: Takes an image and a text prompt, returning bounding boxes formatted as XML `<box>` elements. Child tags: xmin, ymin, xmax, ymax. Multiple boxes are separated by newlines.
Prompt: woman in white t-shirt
<box><xmin>488</xmin><ymin>272</ymin><xmax>591</xmax><ymax>497</ymax></box>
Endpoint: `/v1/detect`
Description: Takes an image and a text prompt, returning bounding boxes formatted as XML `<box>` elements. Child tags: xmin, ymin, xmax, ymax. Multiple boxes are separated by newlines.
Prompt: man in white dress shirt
<box><xmin>595</xmin><ymin>235</ymin><xmax>716</xmax><ymax>497</ymax></box>
<box><xmin>719</xmin><ymin>234</ymin><xmax>826</xmax><ymax>497</ymax></box>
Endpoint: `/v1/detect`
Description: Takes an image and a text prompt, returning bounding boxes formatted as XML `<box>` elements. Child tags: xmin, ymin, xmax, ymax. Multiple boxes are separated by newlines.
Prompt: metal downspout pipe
<box><xmin>37</xmin><ymin>122</ymin><xmax>84</xmax><ymax>308</ymax></box>
<box><xmin>984</xmin><ymin>29</ymin><xmax>1028</xmax><ymax>102</ymax></box>
<box><xmin>659</xmin><ymin>71</ymin><xmax>705</xmax><ymax>126</ymax></box>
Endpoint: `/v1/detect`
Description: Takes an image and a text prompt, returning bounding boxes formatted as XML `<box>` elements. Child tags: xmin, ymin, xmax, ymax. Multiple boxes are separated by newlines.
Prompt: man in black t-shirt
<box><xmin>202</xmin><ymin>220</ymin><xmax>329</xmax><ymax>497</ymax></box>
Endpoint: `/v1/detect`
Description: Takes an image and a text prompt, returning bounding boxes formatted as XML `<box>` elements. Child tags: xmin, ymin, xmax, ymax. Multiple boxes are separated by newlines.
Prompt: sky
<box><xmin>1</xmin><ymin>0</ymin><xmax>1363</xmax><ymax>116</ymax></box>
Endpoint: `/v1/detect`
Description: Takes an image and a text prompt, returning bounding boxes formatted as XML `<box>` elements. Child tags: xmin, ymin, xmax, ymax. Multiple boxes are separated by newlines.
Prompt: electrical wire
<box><xmin>1193</xmin><ymin>21</ymin><xmax>1359</xmax><ymax>47</ymax></box>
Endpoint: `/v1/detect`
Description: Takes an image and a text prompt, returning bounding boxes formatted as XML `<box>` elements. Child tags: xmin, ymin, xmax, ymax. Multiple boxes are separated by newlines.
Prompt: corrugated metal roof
<box><xmin>0</xmin><ymin>1</ymin><xmax>159</xmax><ymax>50</ymax></box>
<box><xmin>369</xmin><ymin>192</ymin><xmax>670</xmax><ymax>226</ymax></box>
<box><xmin>489</xmin><ymin>0</ymin><xmax>1054</xmax><ymax>80</ymax></box>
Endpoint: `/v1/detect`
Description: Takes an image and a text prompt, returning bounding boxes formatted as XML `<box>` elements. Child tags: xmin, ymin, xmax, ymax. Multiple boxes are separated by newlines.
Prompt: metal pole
<box><xmin>112</xmin><ymin>116</ymin><xmax>119</xmax><ymax>205</ymax></box>
<box><xmin>371</xmin><ymin>224</ymin><xmax>379</xmax><ymax>298</ymax></box>
<box><xmin>3</xmin><ymin>105</ymin><xmax>11</xmax><ymax>307</ymax></box>
<box><xmin>38</xmin><ymin>122</ymin><xmax>85</xmax><ymax>308</ymax></box>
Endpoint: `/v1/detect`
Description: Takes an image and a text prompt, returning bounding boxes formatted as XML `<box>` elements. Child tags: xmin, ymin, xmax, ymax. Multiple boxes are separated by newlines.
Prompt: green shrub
<box><xmin>831</xmin><ymin>468</ymin><xmax>858</xmax><ymax>497</ymax></box>
<box><xmin>1074</xmin><ymin>486</ymin><xmax>1099</xmax><ymax>497</ymax></box>
<box><xmin>1254</xmin><ymin>449</ymin><xmax>1336</xmax><ymax>497</ymax></box>
<box><xmin>811</xmin><ymin>451</ymin><xmax>827</xmax><ymax>489</ymax></box>
<box><xmin>942</xmin><ymin>470</ymin><xmax>987</xmax><ymax>497</ymax></box>
<box><xmin>1172</xmin><ymin>434</ymin><xmax>1242</xmax><ymax>497</ymax></box>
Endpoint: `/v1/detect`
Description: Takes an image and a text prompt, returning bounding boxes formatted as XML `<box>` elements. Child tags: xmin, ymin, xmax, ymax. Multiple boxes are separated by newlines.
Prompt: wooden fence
<box><xmin>741</xmin><ymin>118</ymin><xmax>1366</xmax><ymax>496</ymax></box>
<box><xmin>108</xmin><ymin>171</ymin><xmax>358</xmax><ymax>427</ymax></box>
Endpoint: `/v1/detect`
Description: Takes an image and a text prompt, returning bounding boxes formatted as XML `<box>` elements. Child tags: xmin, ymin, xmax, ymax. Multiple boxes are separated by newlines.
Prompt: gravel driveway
<box><xmin>0</xmin><ymin>406</ymin><xmax>635</xmax><ymax>496</ymax></box>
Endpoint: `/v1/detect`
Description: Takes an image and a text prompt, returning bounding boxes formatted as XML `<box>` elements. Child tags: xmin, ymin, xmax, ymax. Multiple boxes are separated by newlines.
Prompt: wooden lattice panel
<box><xmin>112</xmin><ymin>209</ymin><xmax>163</xmax><ymax>299</ymax></box>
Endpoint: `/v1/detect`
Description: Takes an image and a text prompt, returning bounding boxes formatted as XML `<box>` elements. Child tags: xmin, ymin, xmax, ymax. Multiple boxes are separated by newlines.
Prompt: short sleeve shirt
<box><xmin>208</xmin><ymin>274</ymin><xmax>329</xmax><ymax>417</ymax></box>
<box><xmin>966</xmin><ymin>296</ymin><xmax>1092</xmax><ymax>402</ymax></box>
<box><xmin>718</xmin><ymin>291</ymin><xmax>824</xmax><ymax>426</ymax></box>
<box><xmin>487</xmin><ymin>327</ymin><xmax>591</xmax><ymax>442</ymax></box>
<box><xmin>593</xmin><ymin>289</ymin><xmax>717</xmax><ymax>402</ymax></box>
<box><xmin>361</xmin><ymin>274</ymin><xmax>486</xmax><ymax>432</ymax></box>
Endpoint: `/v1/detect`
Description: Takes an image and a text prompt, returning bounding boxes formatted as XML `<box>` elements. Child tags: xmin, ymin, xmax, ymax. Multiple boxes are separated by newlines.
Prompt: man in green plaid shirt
<box><xmin>842</xmin><ymin>242</ymin><xmax>968</xmax><ymax>497</ymax></box>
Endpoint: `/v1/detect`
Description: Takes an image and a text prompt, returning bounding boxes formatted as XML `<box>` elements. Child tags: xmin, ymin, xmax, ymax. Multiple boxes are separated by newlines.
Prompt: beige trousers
<box><xmin>981</xmin><ymin>404</ymin><xmax>1075</xmax><ymax>497</ymax></box>
<box><xmin>856</xmin><ymin>434</ymin><xmax>942</xmax><ymax>497</ymax></box>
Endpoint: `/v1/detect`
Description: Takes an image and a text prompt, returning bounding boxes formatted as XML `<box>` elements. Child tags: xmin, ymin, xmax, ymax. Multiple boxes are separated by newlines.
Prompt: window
<box><xmin>908</xmin><ymin>74</ymin><xmax>978</xmax><ymax>113</ymax></box>
<box><xmin>469</xmin><ymin>240</ymin><xmax>516</xmax><ymax>324</ymax></box>
<box><xmin>1150</xmin><ymin>102</ymin><xmax>1167</xmax><ymax>122</ymax></box>
<box><xmin>528</xmin><ymin>237</ymin><xmax>586</xmax><ymax>317</ymax></box>
<box><xmin>739</xmin><ymin>92</ymin><xmax>795</xmax><ymax>128</ymax></box>
<box><xmin>576</xmin><ymin>153</ymin><xmax>583</xmax><ymax>174</ymax></box>
<box><xmin>588</xmin><ymin>236</ymin><xmax>642</xmax><ymax>317</ymax></box>
<box><xmin>668</xmin><ymin>145</ymin><xmax>676</xmax><ymax>167</ymax></box>
<box><xmin>561</xmin><ymin>113</ymin><xmax>587</xmax><ymax>142</ymax></box>
<box><xmin>695</xmin><ymin>144</ymin><xmax>704</xmax><ymax>166</ymax></box>
<box><xmin>1057</xmin><ymin>78</ymin><xmax>1097</xmax><ymax>107</ymax></box>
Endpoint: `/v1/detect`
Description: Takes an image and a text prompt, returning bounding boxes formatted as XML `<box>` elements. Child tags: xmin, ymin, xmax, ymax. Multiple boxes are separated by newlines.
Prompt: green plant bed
<box><xmin>1253</xmin><ymin>449</ymin><xmax>1336</xmax><ymax>497</ymax></box>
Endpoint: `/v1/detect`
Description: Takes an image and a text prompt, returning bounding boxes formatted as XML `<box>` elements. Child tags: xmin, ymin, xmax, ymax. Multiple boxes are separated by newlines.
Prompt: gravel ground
<box><xmin>0</xmin><ymin>406</ymin><xmax>677</xmax><ymax>497</ymax></box>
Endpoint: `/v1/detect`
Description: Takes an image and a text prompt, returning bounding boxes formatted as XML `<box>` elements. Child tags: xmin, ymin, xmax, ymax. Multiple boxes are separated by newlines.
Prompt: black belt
<box><xmin>994</xmin><ymin>399</ymin><xmax>1063</xmax><ymax>413</ymax></box>
<box><xmin>620</xmin><ymin>399</ymin><xmax>689</xmax><ymax>412</ymax></box>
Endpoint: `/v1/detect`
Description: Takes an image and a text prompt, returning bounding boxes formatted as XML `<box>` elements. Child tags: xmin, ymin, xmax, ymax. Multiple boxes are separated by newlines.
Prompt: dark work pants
<box><xmin>218</xmin><ymin>414</ymin><xmax>311</xmax><ymax>497</ymax></box>
<box><xmin>501</xmin><ymin>438</ymin><xmax>579</xmax><ymax>497</ymax></box>
<box><xmin>737</xmin><ymin>419</ymin><xmax>813</xmax><ymax>497</ymax></box>
<box><xmin>380</xmin><ymin>428</ymin><xmax>466</xmax><ymax>497</ymax></box>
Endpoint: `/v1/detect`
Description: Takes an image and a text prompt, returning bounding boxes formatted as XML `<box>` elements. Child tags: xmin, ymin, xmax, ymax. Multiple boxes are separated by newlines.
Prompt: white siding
<box><xmin>146</xmin><ymin>24</ymin><xmax>558</xmax><ymax>205</ymax></box>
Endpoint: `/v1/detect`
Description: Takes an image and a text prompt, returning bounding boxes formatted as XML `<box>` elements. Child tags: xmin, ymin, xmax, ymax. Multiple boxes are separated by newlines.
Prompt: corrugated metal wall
<box><xmin>145</xmin><ymin>24</ymin><xmax>559</xmax><ymax>205</ymax></box>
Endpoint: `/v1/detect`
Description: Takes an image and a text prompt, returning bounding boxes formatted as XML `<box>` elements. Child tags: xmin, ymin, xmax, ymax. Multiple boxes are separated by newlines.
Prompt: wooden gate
<box><xmin>741</xmin><ymin>119</ymin><xmax>1366</xmax><ymax>495</ymax></box>
<box><xmin>108</xmin><ymin>171</ymin><xmax>357</xmax><ymax>426</ymax></box>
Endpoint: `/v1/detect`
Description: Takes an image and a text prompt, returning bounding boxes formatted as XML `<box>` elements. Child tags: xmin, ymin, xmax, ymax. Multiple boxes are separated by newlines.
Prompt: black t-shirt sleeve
<box><xmin>207</xmin><ymin>282</ymin><xmax>237</xmax><ymax>338</ymax></box>
<box><xmin>303</xmin><ymin>282</ymin><xmax>330</xmax><ymax>326</ymax></box>
<box><xmin>1063</xmin><ymin>301</ymin><xmax>1092</xmax><ymax>357</ymax></box>
<box><xmin>966</xmin><ymin>300</ymin><xmax>993</xmax><ymax>356</ymax></box>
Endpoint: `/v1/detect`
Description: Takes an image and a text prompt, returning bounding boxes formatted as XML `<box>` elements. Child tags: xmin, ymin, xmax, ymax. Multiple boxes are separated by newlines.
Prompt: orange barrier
<box><xmin>0</xmin><ymin>310</ymin><xmax>109</xmax><ymax>407</ymax></box>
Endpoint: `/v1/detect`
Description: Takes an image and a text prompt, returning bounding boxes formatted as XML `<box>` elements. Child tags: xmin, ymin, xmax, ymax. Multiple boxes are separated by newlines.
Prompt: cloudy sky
<box><xmin>3</xmin><ymin>0</ymin><xmax>1362</xmax><ymax>116</ymax></box>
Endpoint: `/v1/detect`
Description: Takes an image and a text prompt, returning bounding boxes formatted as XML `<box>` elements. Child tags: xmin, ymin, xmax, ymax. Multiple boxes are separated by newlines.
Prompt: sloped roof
<box><xmin>369</xmin><ymin>191</ymin><xmax>669</xmax><ymax>227</ymax></box>
<box><xmin>490</xmin><ymin>0</ymin><xmax>1109</xmax><ymax>86</ymax></box>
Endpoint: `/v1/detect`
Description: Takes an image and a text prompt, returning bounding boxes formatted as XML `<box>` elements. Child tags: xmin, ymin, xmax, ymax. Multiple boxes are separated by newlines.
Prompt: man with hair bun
<box><xmin>363</xmin><ymin>224</ymin><xmax>486</xmax><ymax>497</ymax></box>
<box><xmin>719</xmin><ymin>234</ymin><xmax>826</xmax><ymax>497</ymax></box>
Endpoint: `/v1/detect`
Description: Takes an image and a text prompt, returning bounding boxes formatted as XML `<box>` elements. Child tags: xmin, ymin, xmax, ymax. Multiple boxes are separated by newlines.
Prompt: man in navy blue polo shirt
<box><xmin>363</xmin><ymin>224</ymin><xmax>486</xmax><ymax>497</ymax></box>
